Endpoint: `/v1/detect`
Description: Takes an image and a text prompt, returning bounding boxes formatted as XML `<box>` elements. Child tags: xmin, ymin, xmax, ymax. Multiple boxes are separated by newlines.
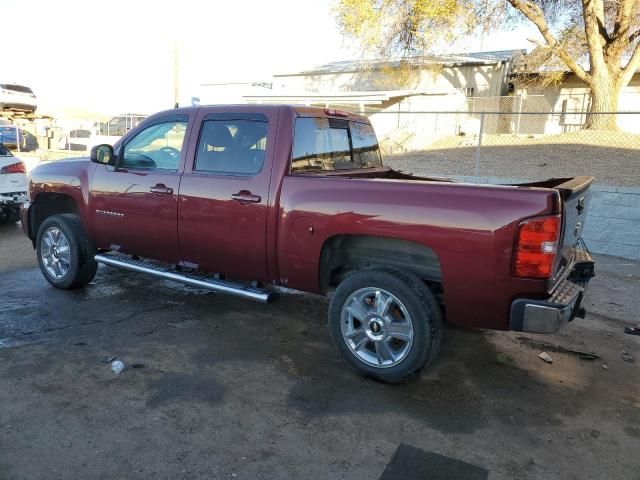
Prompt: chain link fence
<box><xmin>368</xmin><ymin>109</ymin><xmax>640</xmax><ymax>187</ymax></box>
<box><xmin>3</xmin><ymin>100</ymin><xmax>640</xmax><ymax>186</ymax></box>
<box><xmin>0</xmin><ymin>114</ymin><xmax>147</xmax><ymax>170</ymax></box>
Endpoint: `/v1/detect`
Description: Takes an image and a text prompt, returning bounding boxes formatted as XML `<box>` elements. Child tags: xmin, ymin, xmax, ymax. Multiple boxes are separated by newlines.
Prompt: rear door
<box><xmin>177</xmin><ymin>110</ymin><xmax>274</xmax><ymax>282</ymax></box>
<box><xmin>89</xmin><ymin>113</ymin><xmax>191</xmax><ymax>264</ymax></box>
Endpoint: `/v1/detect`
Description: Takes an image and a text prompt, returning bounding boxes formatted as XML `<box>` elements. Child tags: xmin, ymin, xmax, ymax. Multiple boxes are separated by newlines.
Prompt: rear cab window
<box><xmin>291</xmin><ymin>117</ymin><xmax>382</xmax><ymax>174</ymax></box>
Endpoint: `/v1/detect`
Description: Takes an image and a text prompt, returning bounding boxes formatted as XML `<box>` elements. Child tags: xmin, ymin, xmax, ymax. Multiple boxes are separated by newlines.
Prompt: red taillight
<box><xmin>513</xmin><ymin>215</ymin><xmax>561</xmax><ymax>278</ymax></box>
<box><xmin>0</xmin><ymin>162</ymin><xmax>26</xmax><ymax>174</ymax></box>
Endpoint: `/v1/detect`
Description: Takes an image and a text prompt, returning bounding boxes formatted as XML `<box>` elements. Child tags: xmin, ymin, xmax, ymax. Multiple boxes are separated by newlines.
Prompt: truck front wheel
<box><xmin>36</xmin><ymin>214</ymin><xmax>97</xmax><ymax>289</ymax></box>
<box><xmin>328</xmin><ymin>268</ymin><xmax>442</xmax><ymax>383</ymax></box>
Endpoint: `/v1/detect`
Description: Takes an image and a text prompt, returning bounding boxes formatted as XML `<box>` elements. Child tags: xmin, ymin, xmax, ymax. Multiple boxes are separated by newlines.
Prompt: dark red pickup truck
<box><xmin>22</xmin><ymin>105</ymin><xmax>595</xmax><ymax>382</ymax></box>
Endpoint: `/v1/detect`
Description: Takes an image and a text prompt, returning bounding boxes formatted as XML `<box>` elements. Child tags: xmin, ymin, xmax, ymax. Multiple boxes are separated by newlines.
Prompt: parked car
<box><xmin>21</xmin><ymin>105</ymin><xmax>595</xmax><ymax>382</ymax></box>
<box><xmin>0</xmin><ymin>84</ymin><xmax>37</xmax><ymax>113</ymax></box>
<box><xmin>97</xmin><ymin>114</ymin><xmax>146</xmax><ymax>137</ymax></box>
<box><xmin>58</xmin><ymin>129</ymin><xmax>92</xmax><ymax>151</ymax></box>
<box><xmin>0</xmin><ymin>143</ymin><xmax>28</xmax><ymax>224</ymax></box>
<box><xmin>0</xmin><ymin>125</ymin><xmax>39</xmax><ymax>151</ymax></box>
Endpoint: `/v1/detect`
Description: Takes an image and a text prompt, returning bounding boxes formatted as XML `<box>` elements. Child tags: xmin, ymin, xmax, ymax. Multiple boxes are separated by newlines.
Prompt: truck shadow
<box><xmin>186</xmin><ymin>290</ymin><xmax>587</xmax><ymax>436</ymax></box>
<box><xmin>0</xmin><ymin>264</ymin><xmax>590</xmax><ymax>439</ymax></box>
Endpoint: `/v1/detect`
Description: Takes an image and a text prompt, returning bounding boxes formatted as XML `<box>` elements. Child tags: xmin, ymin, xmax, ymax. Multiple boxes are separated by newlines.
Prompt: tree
<box><xmin>335</xmin><ymin>0</ymin><xmax>640</xmax><ymax>129</ymax></box>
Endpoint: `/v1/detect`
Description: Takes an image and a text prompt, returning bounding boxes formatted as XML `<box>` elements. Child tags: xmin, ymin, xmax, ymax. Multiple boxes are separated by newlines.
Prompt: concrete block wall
<box><xmin>452</xmin><ymin>176</ymin><xmax>640</xmax><ymax>260</ymax></box>
<box><xmin>582</xmin><ymin>185</ymin><xmax>640</xmax><ymax>260</ymax></box>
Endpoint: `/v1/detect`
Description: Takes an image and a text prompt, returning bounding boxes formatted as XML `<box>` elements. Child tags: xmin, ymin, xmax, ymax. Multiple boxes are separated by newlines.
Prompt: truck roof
<box><xmin>150</xmin><ymin>104</ymin><xmax>369</xmax><ymax>124</ymax></box>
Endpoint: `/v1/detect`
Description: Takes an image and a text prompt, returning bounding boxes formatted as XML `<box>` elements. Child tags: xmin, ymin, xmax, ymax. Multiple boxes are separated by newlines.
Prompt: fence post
<box><xmin>515</xmin><ymin>94</ymin><xmax>523</xmax><ymax>135</ymax></box>
<box><xmin>474</xmin><ymin>112</ymin><xmax>485</xmax><ymax>176</ymax></box>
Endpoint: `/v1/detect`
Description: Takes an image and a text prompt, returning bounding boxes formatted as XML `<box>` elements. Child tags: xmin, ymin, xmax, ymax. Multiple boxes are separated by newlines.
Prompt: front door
<box><xmin>178</xmin><ymin>110</ymin><xmax>273</xmax><ymax>282</ymax></box>
<box><xmin>90</xmin><ymin>115</ymin><xmax>190</xmax><ymax>264</ymax></box>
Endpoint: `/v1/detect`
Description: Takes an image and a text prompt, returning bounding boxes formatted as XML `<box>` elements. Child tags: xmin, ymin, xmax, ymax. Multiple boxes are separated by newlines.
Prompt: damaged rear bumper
<box><xmin>510</xmin><ymin>245</ymin><xmax>595</xmax><ymax>334</ymax></box>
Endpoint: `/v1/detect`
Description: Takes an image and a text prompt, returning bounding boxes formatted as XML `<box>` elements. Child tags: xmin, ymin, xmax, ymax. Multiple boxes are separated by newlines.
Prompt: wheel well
<box><xmin>29</xmin><ymin>193</ymin><xmax>79</xmax><ymax>245</ymax></box>
<box><xmin>319</xmin><ymin>235</ymin><xmax>443</xmax><ymax>297</ymax></box>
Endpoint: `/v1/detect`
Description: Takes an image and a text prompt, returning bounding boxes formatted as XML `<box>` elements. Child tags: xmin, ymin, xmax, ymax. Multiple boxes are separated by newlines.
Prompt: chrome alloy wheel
<box><xmin>340</xmin><ymin>287</ymin><xmax>414</xmax><ymax>368</ymax></box>
<box><xmin>40</xmin><ymin>227</ymin><xmax>71</xmax><ymax>280</ymax></box>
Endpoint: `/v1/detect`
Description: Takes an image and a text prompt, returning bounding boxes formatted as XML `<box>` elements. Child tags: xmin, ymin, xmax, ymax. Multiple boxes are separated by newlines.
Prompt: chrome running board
<box><xmin>94</xmin><ymin>253</ymin><xmax>278</xmax><ymax>304</ymax></box>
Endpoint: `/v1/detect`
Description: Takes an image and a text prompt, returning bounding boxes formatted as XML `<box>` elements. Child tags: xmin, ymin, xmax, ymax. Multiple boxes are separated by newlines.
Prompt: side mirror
<box><xmin>90</xmin><ymin>144</ymin><xmax>115</xmax><ymax>165</ymax></box>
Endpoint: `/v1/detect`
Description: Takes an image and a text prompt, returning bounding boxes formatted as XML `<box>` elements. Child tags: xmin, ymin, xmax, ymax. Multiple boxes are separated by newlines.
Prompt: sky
<box><xmin>0</xmin><ymin>0</ymin><xmax>541</xmax><ymax>117</ymax></box>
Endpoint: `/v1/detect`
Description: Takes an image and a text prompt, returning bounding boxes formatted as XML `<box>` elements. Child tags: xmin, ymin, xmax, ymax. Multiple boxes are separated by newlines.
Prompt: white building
<box><xmin>198</xmin><ymin>50</ymin><xmax>525</xmax><ymax>152</ymax></box>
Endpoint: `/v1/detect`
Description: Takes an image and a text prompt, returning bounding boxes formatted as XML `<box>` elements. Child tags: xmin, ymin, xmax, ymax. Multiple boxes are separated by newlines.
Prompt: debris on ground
<box><xmin>602</xmin><ymin>364</ymin><xmax>608</xmax><ymax>370</ymax></box>
<box><xmin>590</xmin><ymin>429</ymin><xmax>600</xmax><ymax>438</ymax></box>
<box><xmin>101</xmin><ymin>356</ymin><xmax>118</xmax><ymax>364</ymax></box>
<box><xmin>111</xmin><ymin>360</ymin><xmax>126</xmax><ymax>375</ymax></box>
<box><xmin>621</xmin><ymin>351</ymin><xmax>635</xmax><ymax>363</ymax></box>
<box><xmin>624</xmin><ymin>326</ymin><xmax>640</xmax><ymax>336</ymax></box>
<box><xmin>496</xmin><ymin>353</ymin><xmax>514</xmax><ymax>365</ymax></box>
<box><xmin>518</xmin><ymin>337</ymin><xmax>599</xmax><ymax>360</ymax></box>
<box><xmin>538</xmin><ymin>352</ymin><xmax>554</xmax><ymax>364</ymax></box>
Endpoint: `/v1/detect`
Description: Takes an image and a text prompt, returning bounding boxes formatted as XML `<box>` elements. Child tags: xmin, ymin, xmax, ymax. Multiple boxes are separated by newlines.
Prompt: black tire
<box><xmin>36</xmin><ymin>213</ymin><xmax>97</xmax><ymax>289</ymax></box>
<box><xmin>328</xmin><ymin>268</ymin><xmax>443</xmax><ymax>383</ymax></box>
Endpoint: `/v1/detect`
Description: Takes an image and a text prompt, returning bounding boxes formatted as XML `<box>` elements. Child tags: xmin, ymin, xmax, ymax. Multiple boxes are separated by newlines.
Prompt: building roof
<box><xmin>241</xmin><ymin>89</ymin><xmax>439</xmax><ymax>107</ymax></box>
<box><xmin>274</xmin><ymin>50</ymin><xmax>526</xmax><ymax>77</ymax></box>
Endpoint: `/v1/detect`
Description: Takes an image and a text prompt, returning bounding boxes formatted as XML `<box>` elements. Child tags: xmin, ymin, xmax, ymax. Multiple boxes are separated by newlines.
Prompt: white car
<box><xmin>0</xmin><ymin>84</ymin><xmax>37</xmax><ymax>114</ymax></box>
<box><xmin>0</xmin><ymin>143</ymin><xmax>28</xmax><ymax>224</ymax></box>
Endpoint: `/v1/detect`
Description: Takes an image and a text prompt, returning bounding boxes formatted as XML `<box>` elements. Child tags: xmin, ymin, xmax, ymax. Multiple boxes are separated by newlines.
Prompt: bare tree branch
<box><xmin>613</xmin><ymin>0</ymin><xmax>637</xmax><ymax>39</ymax></box>
<box><xmin>621</xmin><ymin>41</ymin><xmax>640</xmax><ymax>87</ymax></box>
<box><xmin>582</xmin><ymin>0</ymin><xmax>607</xmax><ymax>71</ymax></box>
<box><xmin>610</xmin><ymin>0</ymin><xmax>639</xmax><ymax>55</ymax></box>
<box><xmin>508</xmin><ymin>0</ymin><xmax>591</xmax><ymax>83</ymax></box>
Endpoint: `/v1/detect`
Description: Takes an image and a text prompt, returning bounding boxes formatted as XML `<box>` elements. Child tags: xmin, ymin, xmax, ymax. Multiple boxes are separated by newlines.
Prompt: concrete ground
<box><xmin>1</xmin><ymin>221</ymin><xmax>638</xmax><ymax>480</ymax></box>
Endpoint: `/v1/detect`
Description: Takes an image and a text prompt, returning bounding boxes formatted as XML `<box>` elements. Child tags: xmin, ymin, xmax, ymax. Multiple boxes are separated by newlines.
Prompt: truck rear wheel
<box><xmin>328</xmin><ymin>268</ymin><xmax>442</xmax><ymax>383</ymax></box>
<box><xmin>36</xmin><ymin>214</ymin><xmax>97</xmax><ymax>289</ymax></box>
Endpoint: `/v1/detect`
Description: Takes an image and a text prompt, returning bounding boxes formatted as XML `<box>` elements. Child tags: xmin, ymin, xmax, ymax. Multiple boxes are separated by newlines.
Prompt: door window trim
<box><xmin>191</xmin><ymin>113</ymin><xmax>269</xmax><ymax>178</ymax></box>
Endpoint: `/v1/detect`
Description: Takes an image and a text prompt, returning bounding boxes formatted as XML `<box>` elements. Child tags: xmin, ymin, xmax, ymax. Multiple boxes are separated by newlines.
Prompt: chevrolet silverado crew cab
<box><xmin>22</xmin><ymin>105</ymin><xmax>595</xmax><ymax>382</ymax></box>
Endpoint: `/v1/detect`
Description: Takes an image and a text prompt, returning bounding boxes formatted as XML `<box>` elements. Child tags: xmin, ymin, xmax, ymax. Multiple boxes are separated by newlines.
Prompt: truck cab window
<box><xmin>194</xmin><ymin>119</ymin><xmax>268</xmax><ymax>175</ymax></box>
<box><xmin>122</xmin><ymin>121</ymin><xmax>187</xmax><ymax>171</ymax></box>
<box><xmin>350</xmin><ymin>121</ymin><xmax>383</xmax><ymax>168</ymax></box>
<box><xmin>291</xmin><ymin>117</ymin><xmax>382</xmax><ymax>173</ymax></box>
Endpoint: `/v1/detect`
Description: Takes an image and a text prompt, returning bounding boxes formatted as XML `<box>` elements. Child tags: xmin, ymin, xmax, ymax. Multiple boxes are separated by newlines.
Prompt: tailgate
<box><xmin>515</xmin><ymin>176</ymin><xmax>593</xmax><ymax>278</ymax></box>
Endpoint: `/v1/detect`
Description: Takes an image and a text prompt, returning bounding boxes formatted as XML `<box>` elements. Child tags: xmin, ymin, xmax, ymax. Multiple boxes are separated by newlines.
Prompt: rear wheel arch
<box><xmin>319</xmin><ymin>234</ymin><xmax>444</xmax><ymax>296</ymax></box>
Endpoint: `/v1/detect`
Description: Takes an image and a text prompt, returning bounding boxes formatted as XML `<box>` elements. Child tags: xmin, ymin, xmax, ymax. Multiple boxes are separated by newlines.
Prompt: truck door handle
<box><xmin>150</xmin><ymin>184</ymin><xmax>173</xmax><ymax>195</ymax></box>
<box><xmin>231</xmin><ymin>190</ymin><xmax>261</xmax><ymax>203</ymax></box>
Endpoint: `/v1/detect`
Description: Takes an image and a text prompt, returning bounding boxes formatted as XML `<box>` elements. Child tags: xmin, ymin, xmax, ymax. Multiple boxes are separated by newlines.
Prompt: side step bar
<box><xmin>94</xmin><ymin>253</ymin><xmax>279</xmax><ymax>304</ymax></box>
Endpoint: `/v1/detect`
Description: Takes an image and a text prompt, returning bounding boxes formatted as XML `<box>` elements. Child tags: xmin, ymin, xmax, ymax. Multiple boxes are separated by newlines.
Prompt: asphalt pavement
<box><xmin>1</xmin><ymin>222</ymin><xmax>638</xmax><ymax>480</ymax></box>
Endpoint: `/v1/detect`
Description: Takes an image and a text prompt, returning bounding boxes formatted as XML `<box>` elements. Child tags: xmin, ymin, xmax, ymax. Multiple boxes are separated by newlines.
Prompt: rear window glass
<box><xmin>291</xmin><ymin>117</ymin><xmax>382</xmax><ymax>173</ymax></box>
<box><xmin>1</xmin><ymin>84</ymin><xmax>34</xmax><ymax>94</ymax></box>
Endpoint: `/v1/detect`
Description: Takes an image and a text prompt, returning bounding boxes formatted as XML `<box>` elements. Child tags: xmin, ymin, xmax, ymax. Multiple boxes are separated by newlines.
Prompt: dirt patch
<box><xmin>386</xmin><ymin>130</ymin><xmax>640</xmax><ymax>186</ymax></box>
